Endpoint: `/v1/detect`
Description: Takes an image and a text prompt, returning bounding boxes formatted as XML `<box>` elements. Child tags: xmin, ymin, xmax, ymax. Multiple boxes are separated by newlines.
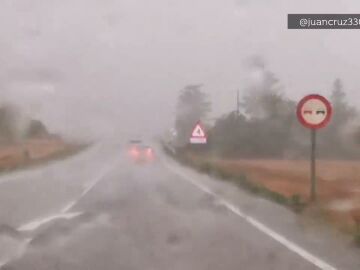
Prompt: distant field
<box><xmin>186</xmin><ymin>154</ymin><xmax>360</xmax><ymax>231</ymax></box>
<box><xmin>0</xmin><ymin>139</ymin><xmax>83</xmax><ymax>172</ymax></box>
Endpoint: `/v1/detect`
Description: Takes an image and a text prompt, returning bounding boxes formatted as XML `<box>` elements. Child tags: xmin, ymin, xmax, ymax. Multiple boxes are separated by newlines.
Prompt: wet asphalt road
<box><xmin>0</xmin><ymin>142</ymin><xmax>359</xmax><ymax>270</ymax></box>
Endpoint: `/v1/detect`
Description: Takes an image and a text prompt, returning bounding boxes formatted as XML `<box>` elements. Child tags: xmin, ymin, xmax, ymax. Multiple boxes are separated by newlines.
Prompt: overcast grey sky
<box><xmin>1</xmin><ymin>0</ymin><xmax>360</xmax><ymax>139</ymax></box>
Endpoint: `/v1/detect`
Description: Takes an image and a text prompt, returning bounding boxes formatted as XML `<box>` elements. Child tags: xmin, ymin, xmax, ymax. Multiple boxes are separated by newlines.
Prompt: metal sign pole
<box><xmin>310</xmin><ymin>128</ymin><xmax>317</xmax><ymax>201</ymax></box>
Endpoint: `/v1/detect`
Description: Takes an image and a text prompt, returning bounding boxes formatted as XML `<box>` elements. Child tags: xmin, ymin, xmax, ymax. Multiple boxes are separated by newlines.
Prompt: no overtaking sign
<box><xmin>296</xmin><ymin>94</ymin><xmax>332</xmax><ymax>201</ymax></box>
<box><xmin>297</xmin><ymin>94</ymin><xmax>332</xmax><ymax>129</ymax></box>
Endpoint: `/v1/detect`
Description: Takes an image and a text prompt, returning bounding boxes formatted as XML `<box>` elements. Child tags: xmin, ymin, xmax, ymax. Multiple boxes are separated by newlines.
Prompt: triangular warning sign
<box><xmin>192</xmin><ymin>124</ymin><xmax>206</xmax><ymax>138</ymax></box>
<box><xmin>190</xmin><ymin>122</ymin><xmax>207</xmax><ymax>144</ymax></box>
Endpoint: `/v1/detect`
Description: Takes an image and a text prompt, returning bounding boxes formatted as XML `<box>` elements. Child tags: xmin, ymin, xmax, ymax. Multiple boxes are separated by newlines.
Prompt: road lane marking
<box><xmin>0</xmin><ymin>238</ymin><xmax>31</xmax><ymax>269</ymax></box>
<box><xmin>164</xmin><ymin>161</ymin><xmax>338</xmax><ymax>270</ymax></box>
<box><xmin>18</xmin><ymin>212</ymin><xmax>82</xmax><ymax>232</ymax></box>
<box><xmin>60</xmin><ymin>159</ymin><xmax>119</xmax><ymax>213</ymax></box>
<box><xmin>17</xmin><ymin>157</ymin><xmax>119</xmax><ymax>233</ymax></box>
<box><xmin>1</xmin><ymin>159</ymin><xmax>119</xmax><ymax>269</ymax></box>
<box><xmin>15</xmin><ymin>159</ymin><xmax>118</xmax><ymax>235</ymax></box>
<box><xmin>0</xmin><ymin>145</ymin><xmax>117</xmax><ymax>269</ymax></box>
<box><xmin>61</xmin><ymin>200</ymin><xmax>77</xmax><ymax>213</ymax></box>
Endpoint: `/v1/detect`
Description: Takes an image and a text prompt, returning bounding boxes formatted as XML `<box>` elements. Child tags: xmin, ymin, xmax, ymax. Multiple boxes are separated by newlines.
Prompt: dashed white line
<box><xmin>18</xmin><ymin>159</ymin><xmax>118</xmax><ymax>233</ymax></box>
<box><xmin>164</xmin><ymin>161</ymin><xmax>338</xmax><ymax>270</ymax></box>
<box><xmin>1</xmin><ymin>150</ymin><xmax>118</xmax><ymax>269</ymax></box>
<box><xmin>60</xmin><ymin>159</ymin><xmax>119</xmax><ymax>213</ymax></box>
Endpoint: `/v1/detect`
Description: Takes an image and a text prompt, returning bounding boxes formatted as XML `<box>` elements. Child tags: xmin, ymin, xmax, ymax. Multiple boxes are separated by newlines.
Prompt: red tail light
<box><xmin>129</xmin><ymin>147</ymin><xmax>140</xmax><ymax>157</ymax></box>
<box><xmin>146</xmin><ymin>148</ymin><xmax>154</xmax><ymax>158</ymax></box>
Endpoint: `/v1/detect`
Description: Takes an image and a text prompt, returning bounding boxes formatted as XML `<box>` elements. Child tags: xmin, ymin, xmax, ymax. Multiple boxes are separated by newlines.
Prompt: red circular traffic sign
<box><xmin>297</xmin><ymin>94</ymin><xmax>332</xmax><ymax>129</ymax></box>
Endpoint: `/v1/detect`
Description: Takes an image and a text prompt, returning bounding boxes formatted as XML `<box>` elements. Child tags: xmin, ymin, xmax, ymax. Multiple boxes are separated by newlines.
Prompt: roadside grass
<box><xmin>351</xmin><ymin>213</ymin><xmax>360</xmax><ymax>247</ymax></box>
<box><xmin>354</xmin><ymin>233</ymin><xmax>360</xmax><ymax>247</ymax></box>
<box><xmin>162</xmin><ymin>145</ymin><xmax>307</xmax><ymax>213</ymax></box>
<box><xmin>354</xmin><ymin>216</ymin><xmax>360</xmax><ymax>247</ymax></box>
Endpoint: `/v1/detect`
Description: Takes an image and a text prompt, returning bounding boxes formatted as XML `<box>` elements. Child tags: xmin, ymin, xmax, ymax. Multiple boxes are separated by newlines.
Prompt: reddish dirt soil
<box><xmin>0</xmin><ymin>138</ymin><xmax>69</xmax><ymax>171</ymax></box>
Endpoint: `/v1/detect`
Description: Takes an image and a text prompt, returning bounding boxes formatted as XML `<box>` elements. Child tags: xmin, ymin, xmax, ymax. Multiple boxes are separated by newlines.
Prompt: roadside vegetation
<box><xmin>164</xmin><ymin>56</ymin><xmax>360</xmax><ymax>245</ymax></box>
<box><xmin>0</xmin><ymin>103</ymin><xmax>86</xmax><ymax>173</ymax></box>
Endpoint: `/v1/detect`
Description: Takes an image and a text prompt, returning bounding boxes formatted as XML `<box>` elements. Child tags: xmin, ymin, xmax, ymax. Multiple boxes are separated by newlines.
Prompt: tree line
<box><xmin>174</xmin><ymin>67</ymin><xmax>360</xmax><ymax>159</ymax></box>
<box><xmin>0</xmin><ymin>104</ymin><xmax>49</xmax><ymax>144</ymax></box>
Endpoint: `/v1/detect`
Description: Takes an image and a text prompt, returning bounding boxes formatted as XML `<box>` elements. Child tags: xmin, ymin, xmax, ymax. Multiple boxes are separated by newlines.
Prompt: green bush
<box><xmin>198</xmin><ymin>162</ymin><xmax>213</xmax><ymax>174</ymax></box>
<box><xmin>269</xmin><ymin>191</ymin><xmax>288</xmax><ymax>205</ymax></box>
<box><xmin>215</xmin><ymin>168</ymin><xmax>233</xmax><ymax>179</ymax></box>
<box><xmin>354</xmin><ymin>232</ymin><xmax>360</xmax><ymax>247</ymax></box>
<box><xmin>25</xmin><ymin>120</ymin><xmax>48</xmax><ymax>138</ymax></box>
<box><xmin>233</xmin><ymin>174</ymin><xmax>260</xmax><ymax>194</ymax></box>
<box><xmin>290</xmin><ymin>194</ymin><xmax>306</xmax><ymax>213</ymax></box>
<box><xmin>236</xmin><ymin>173</ymin><xmax>247</xmax><ymax>182</ymax></box>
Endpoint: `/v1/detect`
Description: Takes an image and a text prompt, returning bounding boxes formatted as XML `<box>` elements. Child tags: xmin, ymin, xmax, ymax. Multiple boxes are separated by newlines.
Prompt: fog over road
<box><xmin>0</xmin><ymin>142</ymin><xmax>359</xmax><ymax>270</ymax></box>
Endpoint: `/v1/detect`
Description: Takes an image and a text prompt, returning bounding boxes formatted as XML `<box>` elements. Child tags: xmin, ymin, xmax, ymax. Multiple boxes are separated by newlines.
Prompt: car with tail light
<box><xmin>128</xmin><ymin>140</ymin><xmax>155</xmax><ymax>163</ymax></box>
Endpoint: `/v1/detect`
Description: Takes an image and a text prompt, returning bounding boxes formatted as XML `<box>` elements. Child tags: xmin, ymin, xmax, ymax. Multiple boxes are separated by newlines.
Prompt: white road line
<box><xmin>17</xmin><ymin>158</ymin><xmax>119</xmax><ymax>232</ymax></box>
<box><xmin>1</xmin><ymin>146</ymin><xmax>117</xmax><ymax>269</ymax></box>
<box><xmin>164</xmin><ymin>161</ymin><xmax>338</xmax><ymax>270</ymax></box>
<box><xmin>18</xmin><ymin>212</ymin><xmax>82</xmax><ymax>232</ymax></box>
<box><xmin>61</xmin><ymin>200</ymin><xmax>77</xmax><ymax>213</ymax></box>
<box><xmin>1</xmin><ymin>159</ymin><xmax>118</xmax><ymax>269</ymax></box>
<box><xmin>60</xmin><ymin>159</ymin><xmax>119</xmax><ymax>213</ymax></box>
<box><xmin>0</xmin><ymin>238</ymin><xmax>31</xmax><ymax>269</ymax></box>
